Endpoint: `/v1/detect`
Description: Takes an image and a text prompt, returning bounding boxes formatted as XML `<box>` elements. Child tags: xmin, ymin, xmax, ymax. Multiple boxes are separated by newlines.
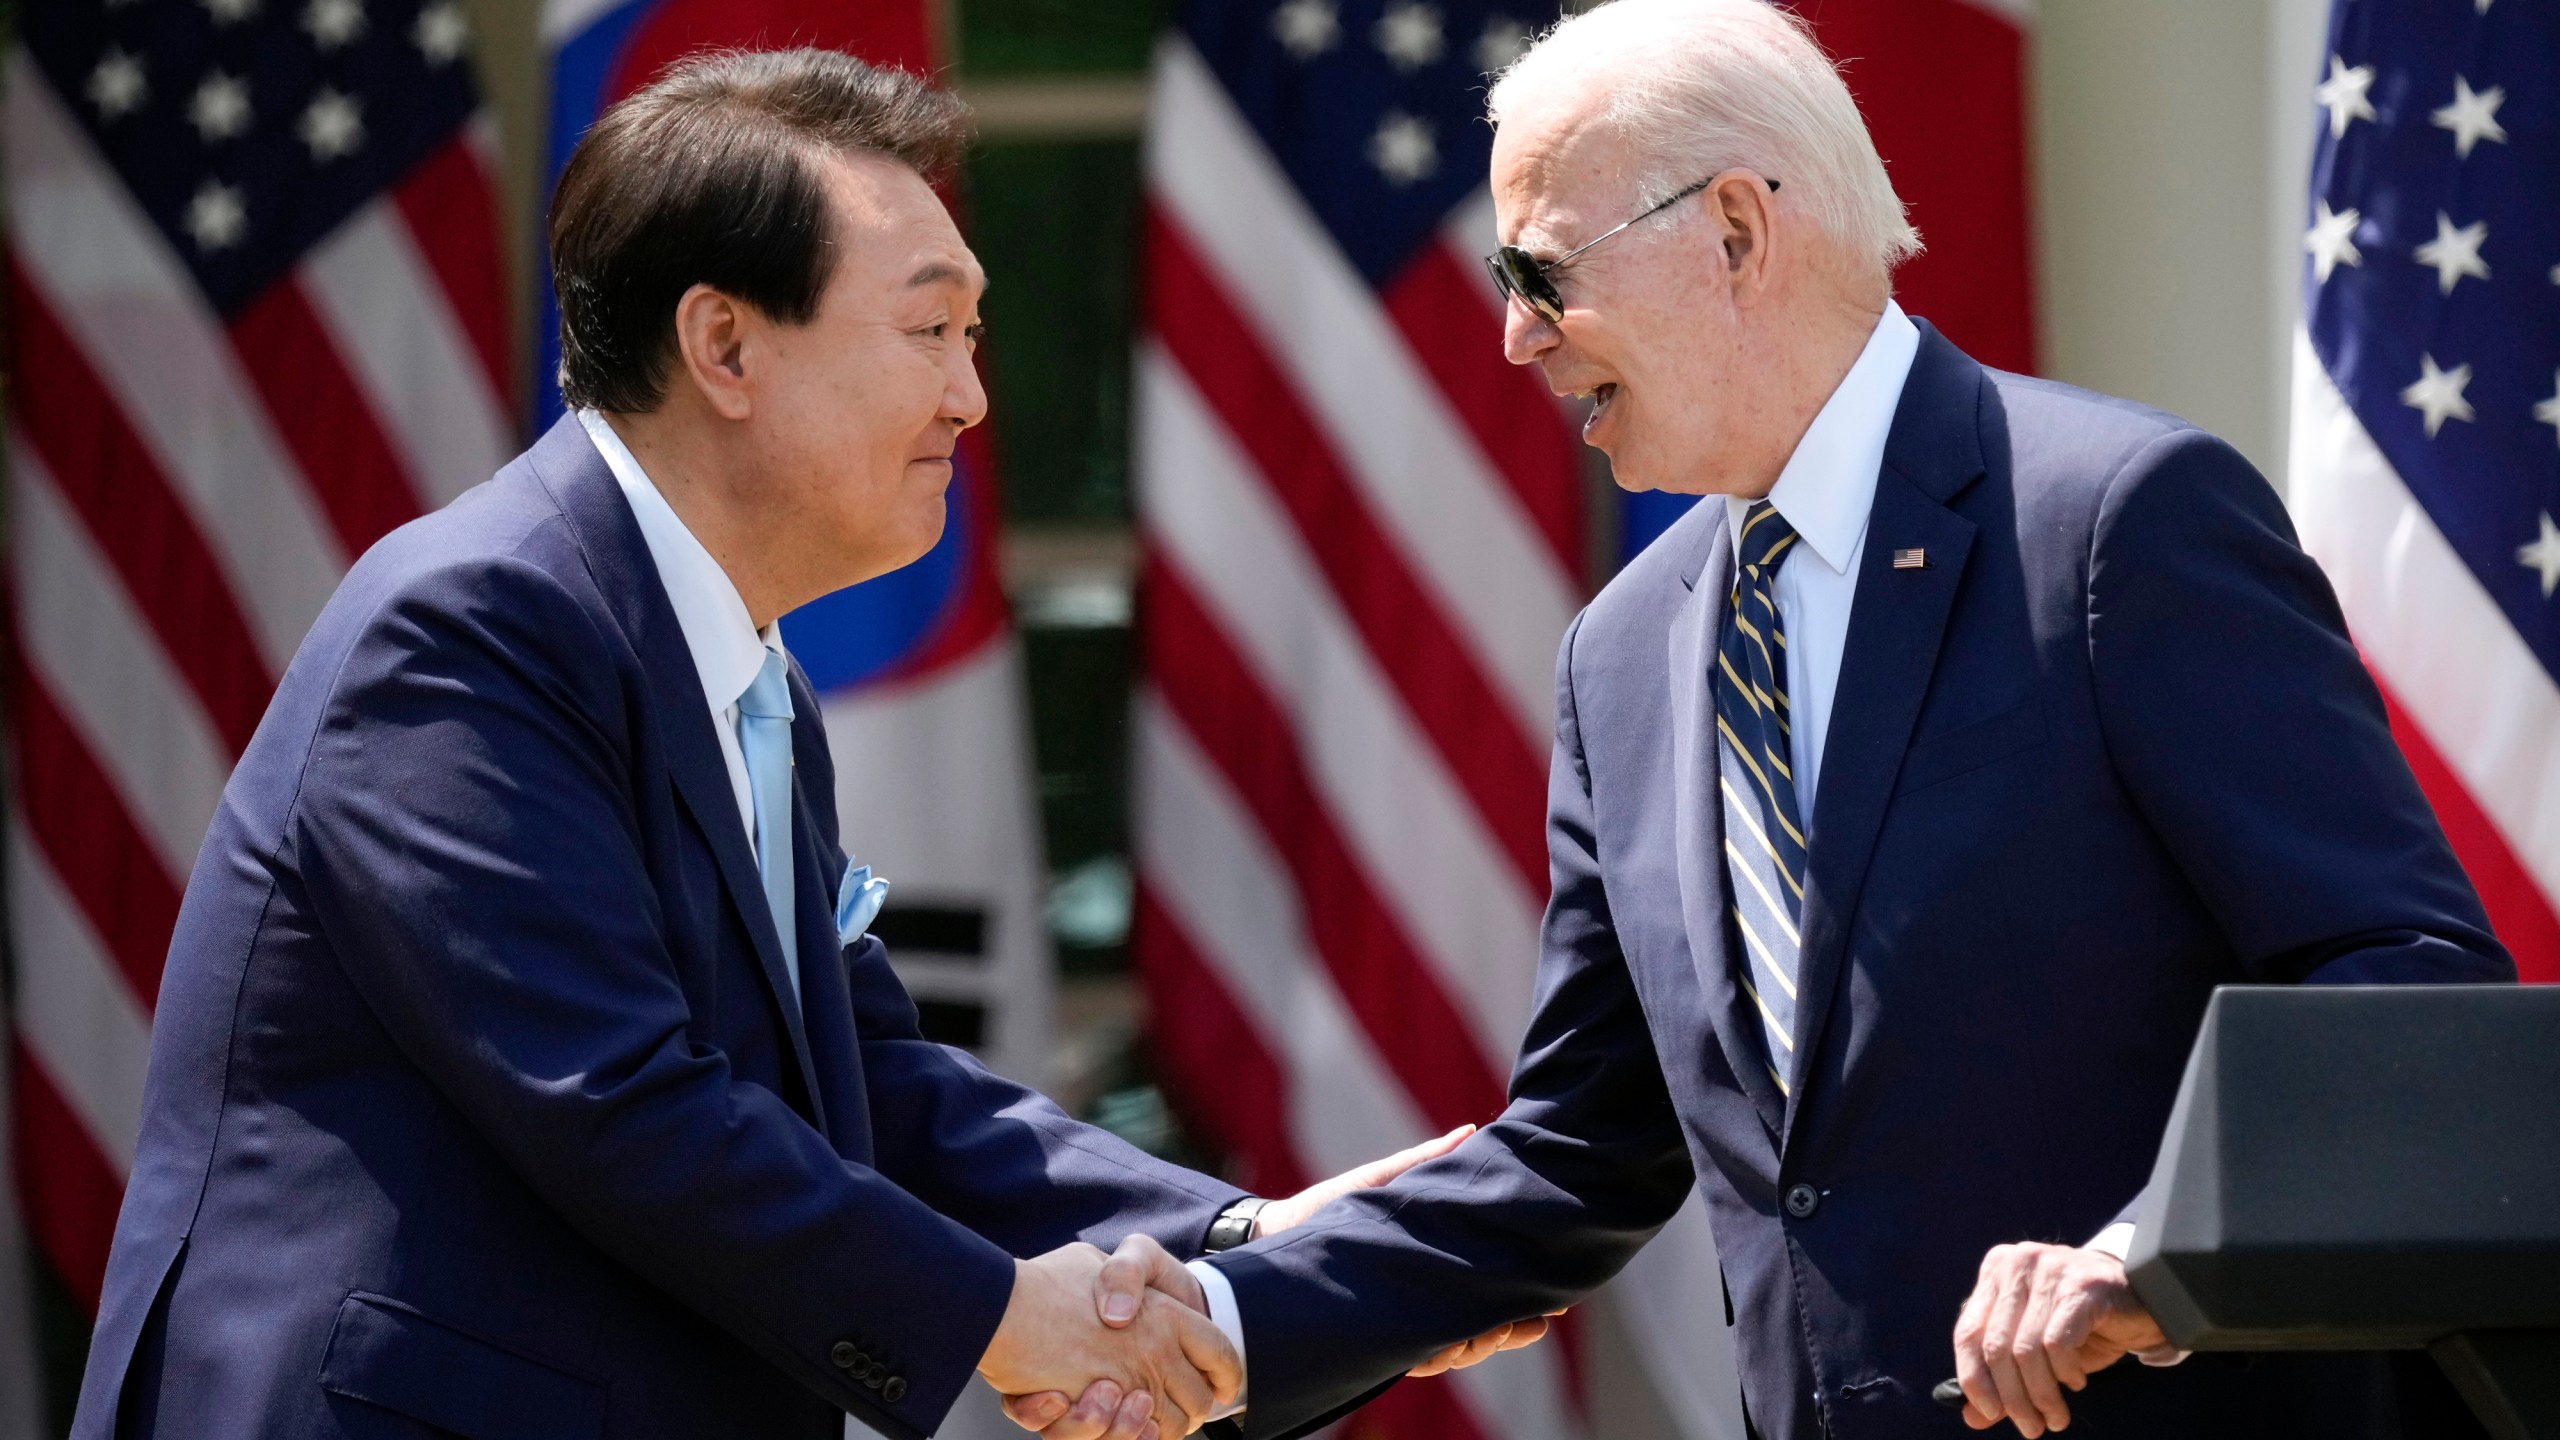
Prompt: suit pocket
<box><xmin>319</xmin><ymin>1292</ymin><xmax>603</xmax><ymax>1440</ymax></box>
<box><xmin>1894</xmin><ymin>696</ymin><xmax>2047</xmax><ymax>796</ymax></box>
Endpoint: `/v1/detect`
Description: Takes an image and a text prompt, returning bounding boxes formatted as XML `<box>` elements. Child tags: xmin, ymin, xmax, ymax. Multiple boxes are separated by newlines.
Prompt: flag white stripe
<box><xmin>1136</xmin><ymin>697</ymin><xmax>1434</xmax><ymax>1174</ymax></box>
<box><xmin>2289</xmin><ymin>330</ymin><xmax>2560</xmax><ymax>900</ymax></box>
<box><xmin>1135</xmin><ymin>700</ymin><xmax>1586</xmax><ymax>1440</ymax></box>
<box><xmin>1142</xmin><ymin>345</ymin><xmax>1544</xmax><ymax>1061</ymax></box>
<box><xmin>9</xmin><ymin>827</ymin><xmax>152</xmax><ymax>1176</ymax></box>
<box><xmin>1150</xmin><ymin>39</ymin><xmax>1575</xmax><ymax>746</ymax></box>
<box><xmin>11</xmin><ymin>442</ymin><xmax>231</xmax><ymax>880</ymax></box>
<box><xmin>305</xmin><ymin>199</ymin><xmax>514</xmax><ymax>510</ymax></box>
<box><xmin>5</xmin><ymin>55</ymin><xmax>346</xmax><ymax>673</ymax></box>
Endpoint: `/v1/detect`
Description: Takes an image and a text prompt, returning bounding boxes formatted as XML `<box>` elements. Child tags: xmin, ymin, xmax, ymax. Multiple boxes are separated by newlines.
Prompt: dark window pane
<box><xmin>958</xmin><ymin>0</ymin><xmax>1166</xmax><ymax>75</ymax></box>
<box><xmin>965</xmin><ymin>139</ymin><xmax>1141</xmax><ymax>524</ymax></box>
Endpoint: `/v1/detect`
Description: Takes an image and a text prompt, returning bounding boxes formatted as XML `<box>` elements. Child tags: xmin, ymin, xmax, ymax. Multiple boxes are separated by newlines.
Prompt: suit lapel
<box><xmin>1667</xmin><ymin>516</ymin><xmax>1787</xmax><ymax>1137</ymax></box>
<box><xmin>1784</xmin><ymin>326</ymin><xmax>1987</xmax><ymax>1139</ymax></box>
<box><xmin>524</xmin><ymin>415</ymin><xmax>828</xmax><ymax>1119</ymax></box>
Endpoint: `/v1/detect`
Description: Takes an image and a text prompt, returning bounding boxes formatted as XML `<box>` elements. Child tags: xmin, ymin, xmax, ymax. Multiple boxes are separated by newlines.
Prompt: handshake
<box><xmin>974</xmin><ymin>1127</ymin><xmax>1560</xmax><ymax>1440</ymax></box>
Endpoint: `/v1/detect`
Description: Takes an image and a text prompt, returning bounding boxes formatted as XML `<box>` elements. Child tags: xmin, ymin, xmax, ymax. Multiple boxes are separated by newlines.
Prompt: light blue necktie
<box><xmin>737</xmin><ymin>647</ymin><xmax>800</xmax><ymax>1001</ymax></box>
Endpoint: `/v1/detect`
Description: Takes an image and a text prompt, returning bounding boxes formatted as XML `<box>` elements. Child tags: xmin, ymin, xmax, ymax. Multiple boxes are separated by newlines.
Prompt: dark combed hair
<box><xmin>549</xmin><ymin>48</ymin><xmax>972</xmax><ymax>414</ymax></box>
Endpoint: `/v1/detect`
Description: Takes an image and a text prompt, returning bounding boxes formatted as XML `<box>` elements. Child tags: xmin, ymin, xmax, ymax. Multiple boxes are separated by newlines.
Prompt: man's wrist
<box><xmin>1186</xmin><ymin>1259</ymin><xmax>1248</xmax><ymax>1418</ymax></box>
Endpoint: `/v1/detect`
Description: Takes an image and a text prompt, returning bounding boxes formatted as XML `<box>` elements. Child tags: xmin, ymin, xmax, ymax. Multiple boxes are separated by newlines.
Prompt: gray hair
<box><xmin>1487</xmin><ymin>0</ymin><xmax>1922</xmax><ymax>277</ymax></box>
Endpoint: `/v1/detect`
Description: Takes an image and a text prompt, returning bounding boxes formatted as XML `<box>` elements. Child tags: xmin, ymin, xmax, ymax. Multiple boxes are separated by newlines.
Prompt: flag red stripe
<box><xmin>1144</xmin><ymin>554</ymin><xmax>1509</xmax><ymax>1130</ymax></box>
<box><xmin>1130</xmin><ymin>886</ymin><xmax>1312</xmax><ymax>1199</ymax></box>
<box><xmin>10</xmin><ymin>1044</ymin><xmax>122</xmax><ymax>1315</ymax></box>
<box><xmin>6</xmin><ymin>260</ymin><xmax>271</xmax><ymax>754</ymax></box>
<box><xmin>1379</xmin><ymin>247</ymin><xmax>1583</xmax><ymax>575</ymax></box>
<box><xmin>9</xmin><ymin>661</ymin><xmax>183</xmax><ymax>1012</ymax></box>
<box><xmin>1148</xmin><ymin>211</ymin><xmax>1548</xmax><ymax>894</ymax></box>
<box><xmin>2376</xmin><ymin>675</ymin><xmax>2560</xmax><ymax>983</ymax></box>
<box><xmin>392</xmin><ymin>138</ymin><xmax>514</xmax><ymax>411</ymax></box>
<box><xmin>229</xmin><ymin>280</ymin><xmax>427</xmax><ymax>558</ymax></box>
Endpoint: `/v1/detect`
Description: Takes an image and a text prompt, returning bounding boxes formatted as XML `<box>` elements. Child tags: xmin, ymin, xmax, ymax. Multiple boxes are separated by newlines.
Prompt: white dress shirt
<box><xmin>577</xmin><ymin>409</ymin><xmax>782</xmax><ymax>858</ymax></box>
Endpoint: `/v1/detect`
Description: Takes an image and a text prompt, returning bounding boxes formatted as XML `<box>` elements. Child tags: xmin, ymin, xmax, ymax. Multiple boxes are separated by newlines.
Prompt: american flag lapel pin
<box><xmin>1892</xmin><ymin>547</ymin><xmax>1928</xmax><ymax>570</ymax></box>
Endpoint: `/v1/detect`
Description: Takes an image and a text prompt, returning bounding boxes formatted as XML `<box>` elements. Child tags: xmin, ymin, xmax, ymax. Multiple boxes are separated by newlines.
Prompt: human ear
<box><xmin>671</xmin><ymin>283</ymin><xmax>754</xmax><ymax>420</ymax></box>
<box><xmin>1707</xmin><ymin>171</ymin><xmax>1777</xmax><ymax>294</ymax></box>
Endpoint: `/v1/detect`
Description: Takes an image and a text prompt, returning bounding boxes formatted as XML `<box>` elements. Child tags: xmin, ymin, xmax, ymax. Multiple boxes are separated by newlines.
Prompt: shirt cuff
<box><xmin>1187</xmin><ymin>1259</ymin><xmax>1248</xmax><ymax>1418</ymax></box>
<box><xmin>2085</xmin><ymin>1222</ymin><xmax>2137</xmax><ymax>1261</ymax></box>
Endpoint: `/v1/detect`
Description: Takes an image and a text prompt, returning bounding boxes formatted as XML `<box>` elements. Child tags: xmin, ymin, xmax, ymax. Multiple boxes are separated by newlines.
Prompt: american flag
<box><xmin>2288</xmin><ymin>0</ymin><xmax>2560</xmax><ymax>983</ymax></box>
<box><xmin>4</xmin><ymin>0</ymin><xmax>510</xmax><ymax>1376</ymax></box>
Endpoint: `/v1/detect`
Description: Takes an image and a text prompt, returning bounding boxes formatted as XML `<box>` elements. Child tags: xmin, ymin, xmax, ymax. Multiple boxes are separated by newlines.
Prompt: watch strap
<box><xmin>1203</xmin><ymin>1197</ymin><xmax>1268</xmax><ymax>1253</ymax></box>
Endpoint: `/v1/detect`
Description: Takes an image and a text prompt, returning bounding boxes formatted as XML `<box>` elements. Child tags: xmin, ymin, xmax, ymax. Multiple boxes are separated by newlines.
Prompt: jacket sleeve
<box><xmin>2085</xmin><ymin>427</ymin><xmax>2512</xmax><ymax>987</ymax></box>
<box><xmin>291</xmin><ymin>554</ymin><xmax>1017</xmax><ymax>1440</ymax></box>
<box><xmin>2085</xmin><ymin>428</ymin><xmax>2514</xmax><ymax>1227</ymax></box>
<box><xmin>842</xmin><ymin>937</ymin><xmax>1240</xmax><ymax>1258</ymax></box>
<box><xmin>1205</xmin><ymin>611</ymin><xmax>1697</xmax><ymax>1440</ymax></box>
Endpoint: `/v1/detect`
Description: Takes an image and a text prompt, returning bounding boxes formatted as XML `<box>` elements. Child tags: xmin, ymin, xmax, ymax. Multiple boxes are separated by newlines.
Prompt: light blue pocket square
<box><xmin>836</xmin><ymin>863</ymin><xmax>890</xmax><ymax>948</ymax></box>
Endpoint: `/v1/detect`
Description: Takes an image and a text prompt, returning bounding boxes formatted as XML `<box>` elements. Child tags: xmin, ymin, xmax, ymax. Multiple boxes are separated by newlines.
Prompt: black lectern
<box><xmin>2125</xmin><ymin>985</ymin><xmax>2560</xmax><ymax>1440</ymax></box>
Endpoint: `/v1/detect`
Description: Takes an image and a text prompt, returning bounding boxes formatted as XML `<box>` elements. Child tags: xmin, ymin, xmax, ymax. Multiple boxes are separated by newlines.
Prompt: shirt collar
<box><xmin>1721</xmin><ymin>300</ymin><xmax>1922</xmax><ymax>576</ymax></box>
<box><xmin>577</xmin><ymin>409</ymin><xmax>778</xmax><ymax>715</ymax></box>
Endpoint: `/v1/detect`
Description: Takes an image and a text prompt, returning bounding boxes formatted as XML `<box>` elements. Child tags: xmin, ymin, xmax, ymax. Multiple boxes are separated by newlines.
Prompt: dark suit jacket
<box><xmin>73</xmin><ymin>415</ymin><xmax>1238</xmax><ymax>1440</ymax></box>
<box><xmin>1208</xmin><ymin>325</ymin><xmax>2511</xmax><ymax>1440</ymax></box>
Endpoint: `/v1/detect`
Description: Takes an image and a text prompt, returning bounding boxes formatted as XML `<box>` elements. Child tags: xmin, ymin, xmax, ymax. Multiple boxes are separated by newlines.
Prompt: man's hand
<box><xmin>1253</xmin><ymin>1125</ymin><xmax>1475</xmax><ymax>1236</ymax></box>
<box><xmin>1403</xmin><ymin>1311</ymin><xmax>1564</xmax><ymax>1377</ymax></box>
<box><xmin>978</xmin><ymin>1243</ymin><xmax>1241</xmax><ymax>1440</ymax></box>
<box><xmin>1951</xmin><ymin>1241</ymin><xmax>2180</xmax><ymax>1436</ymax></box>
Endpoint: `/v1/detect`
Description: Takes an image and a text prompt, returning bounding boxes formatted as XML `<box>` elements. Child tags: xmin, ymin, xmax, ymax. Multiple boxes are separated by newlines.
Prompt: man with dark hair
<box><xmin>70</xmin><ymin>48</ymin><xmax>1498</xmax><ymax>1440</ymax></box>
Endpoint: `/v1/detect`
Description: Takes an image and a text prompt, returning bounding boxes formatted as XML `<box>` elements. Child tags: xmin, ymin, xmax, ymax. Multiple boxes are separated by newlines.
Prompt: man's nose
<box><xmin>1501</xmin><ymin>298</ymin><xmax>1558</xmax><ymax>366</ymax></box>
<box><xmin>948</xmin><ymin>350</ymin><xmax>989</xmax><ymax>431</ymax></box>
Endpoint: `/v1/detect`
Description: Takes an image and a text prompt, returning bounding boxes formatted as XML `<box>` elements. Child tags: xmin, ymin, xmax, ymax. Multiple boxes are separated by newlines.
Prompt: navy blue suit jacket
<box><xmin>1208</xmin><ymin>326</ymin><xmax>2511</xmax><ymax>1440</ymax></box>
<box><xmin>74</xmin><ymin>415</ymin><xmax>1239</xmax><ymax>1440</ymax></box>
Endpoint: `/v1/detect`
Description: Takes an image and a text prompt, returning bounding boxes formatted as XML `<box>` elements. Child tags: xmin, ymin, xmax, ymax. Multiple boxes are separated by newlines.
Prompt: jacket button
<box><xmin>830</xmin><ymin>1342</ymin><xmax>860</xmax><ymax>1370</ymax></box>
<box><xmin>1784</xmin><ymin>1183</ymin><xmax>1821</xmax><ymax>1219</ymax></box>
<box><xmin>862</xmin><ymin>1367</ymin><xmax>885</xmax><ymax>1390</ymax></box>
<box><xmin>883</xmin><ymin>1377</ymin><xmax>908</xmax><ymax>1403</ymax></box>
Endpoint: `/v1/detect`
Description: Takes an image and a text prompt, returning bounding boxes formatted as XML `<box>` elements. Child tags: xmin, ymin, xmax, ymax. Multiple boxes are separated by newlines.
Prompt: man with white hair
<box><xmin>1039</xmin><ymin>2</ymin><xmax>2509</xmax><ymax>1437</ymax></box>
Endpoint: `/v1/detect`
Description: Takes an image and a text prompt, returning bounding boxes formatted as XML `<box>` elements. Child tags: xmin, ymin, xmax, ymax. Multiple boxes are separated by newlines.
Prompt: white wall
<box><xmin>2032</xmin><ymin>0</ymin><xmax>2330</xmax><ymax>491</ymax></box>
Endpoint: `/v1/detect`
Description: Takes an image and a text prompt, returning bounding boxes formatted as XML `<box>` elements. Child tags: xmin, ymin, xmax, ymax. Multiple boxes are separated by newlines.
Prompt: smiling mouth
<box><xmin>1574</xmin><ymin>383</ymin><xmax>1620</xmax><ymax>435</ymax></box>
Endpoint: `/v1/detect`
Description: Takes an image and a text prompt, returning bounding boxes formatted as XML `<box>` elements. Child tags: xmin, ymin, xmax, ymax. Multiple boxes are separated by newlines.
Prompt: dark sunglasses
<box><xmin>1484</xmin><ymin>173</ymin><xmax>1781</xmax><ymax>323</ymax></box>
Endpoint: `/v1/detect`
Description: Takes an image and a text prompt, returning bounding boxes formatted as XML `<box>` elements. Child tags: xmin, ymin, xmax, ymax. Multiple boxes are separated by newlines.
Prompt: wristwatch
<box><xmin>1203</xmin><ymin>1197</ymin><xmax>1268</xmax><ymax>1253</ymax></box>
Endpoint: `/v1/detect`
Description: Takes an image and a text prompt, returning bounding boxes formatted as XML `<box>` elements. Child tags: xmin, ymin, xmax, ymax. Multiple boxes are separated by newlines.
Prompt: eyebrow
<box><xmin>906</xmin><ymin>261</ymin><xmax>970</xmax><ymax>288</ymax></box>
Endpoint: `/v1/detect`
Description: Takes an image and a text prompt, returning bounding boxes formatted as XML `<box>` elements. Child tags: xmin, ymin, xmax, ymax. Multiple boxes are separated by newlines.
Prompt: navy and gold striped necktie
<box><xmin>1716</xmin><ymin>500</ymin><xmax>1808</xmax><ymax>1097</ymax></box>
